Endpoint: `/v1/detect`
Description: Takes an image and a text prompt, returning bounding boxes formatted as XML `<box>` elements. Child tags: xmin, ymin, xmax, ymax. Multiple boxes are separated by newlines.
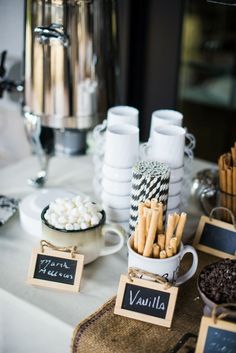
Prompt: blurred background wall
<box><xmin>0</xmin><ymin>0</ymin><xmax>235</xmax><ymax>164</ymax></box>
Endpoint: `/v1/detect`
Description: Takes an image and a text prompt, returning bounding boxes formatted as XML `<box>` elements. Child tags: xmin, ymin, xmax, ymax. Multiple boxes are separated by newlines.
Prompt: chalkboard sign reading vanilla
<box><xmin>114</xmin><ymin>275</ymin><xmax>178</xmax><ymax>327</ymax></box>
<box><xmin>195</xmin><ymin>316</ymin><xmax>236</xmax><ymax>353</ymax></box>
<box><xmin>193</xmin><ymin>216</ymin><xmax>236</xmax><ymax>259</ymax></box>
<box><xmin>27</xmin><ymin>247</ymin><xmax>84</xmax><ymax>292</ymax></box>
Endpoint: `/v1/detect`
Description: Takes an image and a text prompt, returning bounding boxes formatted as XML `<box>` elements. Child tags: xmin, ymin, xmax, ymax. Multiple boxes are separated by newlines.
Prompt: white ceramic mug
<box><xmin>103</xmin><ymin>163</ymin><xmax>132</xmax><ymax>182</ymax></box>
<box><xmin>170</xmin><ymin>165</ymin><xmax>184</xmax><ymax>183</ymax></box>
<box><xmin>167</xmin><ymin>193</ymin><xmax>181</xmax><ymax>209</ymax></box>
<box><xmin>102</xmin><ymin>204</ymin><xmax>130</xmax><ymax>222</ymax></box>
<box><xmin>102</xmin><ymin>177</ymin><xmax>131</xmax><ymax>196</ymax></box>
<box><xmin>149</xmin><ymin>109</ymin><xmax>183</xmax><ymax>139</ymax></box>
<box><xmin>127</xmin><ymin>236</ymin><xmax>198</xmax><ymax>286</ymax></box>
<box><xmin>141</xmin><ymin>125</ymin><xmax>185</xmax><ymax>168</ymax></box>
<box><xmin>104</xmin><ymin>124</ymin><xmax>139</xmax><ymax>168</ymax></box>
<box><xmin>101</xmin><ymin>190</ymin><xmax>130</xmax><ymax>209</ymax></box>
<box><xmin>41</xmin><ymin>207</ymin><xmax>125</xmax><ymax>265</ymax></box>
<box><xmin>107</xmin><ymin>106</ymin><xmax>139</xmax><ymax>127</ymax></box>
<box><xmin>149</xmin><ymin>109</ymin><xmax>195</xmax><ymax>153</ymax></box>
<box><xmin>168</xmin><ymin>179</ymin><xmax>183</xmax><ymax>196</ymax></box>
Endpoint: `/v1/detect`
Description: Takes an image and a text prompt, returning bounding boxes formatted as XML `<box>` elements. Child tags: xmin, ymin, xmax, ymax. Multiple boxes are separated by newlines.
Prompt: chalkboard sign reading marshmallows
<box><xmin>27</xmin><ymin>246</ymin><xmax>84</xmax><ymax>292</ymax></box>
<box><xmin>193</xmin><ymin>215</ymin><xmax>236</xmax><ymax>259</ymax></box>
<box><xmin>114</xmin><ymin>275</ymin><xmax>178</xmax><ymax>327</ymax></box>
<box><xmin>195</xmin><ymin>316</ymin><xmax>236</xmax><ymax>353</ymax></box>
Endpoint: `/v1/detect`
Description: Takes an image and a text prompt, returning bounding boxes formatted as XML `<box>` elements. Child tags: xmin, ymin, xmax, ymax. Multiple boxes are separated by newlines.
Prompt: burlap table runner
<box><xmin>71</xmin><ymin>252</ymin><xmax>219</xmax><ymax>353</ymax></box>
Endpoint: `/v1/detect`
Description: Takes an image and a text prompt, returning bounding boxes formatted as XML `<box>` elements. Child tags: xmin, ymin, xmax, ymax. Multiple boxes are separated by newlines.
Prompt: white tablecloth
<box><xmin>0</xmin><ymin>155</ymin><xmax>215</xmax><ymax>328</ymax></box>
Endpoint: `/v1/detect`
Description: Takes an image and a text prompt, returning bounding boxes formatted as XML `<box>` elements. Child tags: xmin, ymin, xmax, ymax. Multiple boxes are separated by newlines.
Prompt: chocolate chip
<box><xmin>199</xmin><ymin>259</ymin><xmax>236</xmax><ymax>304</ymax></box>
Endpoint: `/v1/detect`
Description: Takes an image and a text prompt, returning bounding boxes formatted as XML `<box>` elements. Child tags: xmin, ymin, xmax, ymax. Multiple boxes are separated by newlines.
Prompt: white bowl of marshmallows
<box><xmin>41</xmin><ymin>195</ymin><xmax>125</xmax><ymax>264</ymax></box>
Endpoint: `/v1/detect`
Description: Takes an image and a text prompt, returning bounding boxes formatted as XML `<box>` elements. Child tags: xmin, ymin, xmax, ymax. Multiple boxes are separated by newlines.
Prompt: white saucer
<box><xmin>19</xmin><ymin>188</ymin><xmax>76</xmax><ymax>237</ymax></box>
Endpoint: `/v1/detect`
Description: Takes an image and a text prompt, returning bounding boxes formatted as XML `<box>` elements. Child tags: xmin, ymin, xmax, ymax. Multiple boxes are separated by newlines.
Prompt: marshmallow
<box><xmin>45</xmin><ymin>195</ymin><xmax>103</xmax><ymax>231</ymax></box>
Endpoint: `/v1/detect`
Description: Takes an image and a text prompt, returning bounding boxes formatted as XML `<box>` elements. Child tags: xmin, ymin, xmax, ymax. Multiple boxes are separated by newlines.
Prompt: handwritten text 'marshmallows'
<box><xmin>39</xmin><ymin>259</ymin><xmax>73</xmax><ymax>280</ymax></box>
<box><xmin>129</xmin><ymin>289</ymin><xmax>166</xmax><ymax>310</ymax></box>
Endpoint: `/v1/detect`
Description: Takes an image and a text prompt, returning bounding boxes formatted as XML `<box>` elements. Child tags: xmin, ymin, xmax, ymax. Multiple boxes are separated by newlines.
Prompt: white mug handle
<box><xmin>99</xmin><ymin>223</ymin><xmax>125</xmax><ymax>257</ymax></box>
<box><xmin>175</xmin><ymin>245</ymin><xmax>198</xmax><ymax>286</ymax></box>
<box><xmin>185</xmin><ymin>131</ymin><xmax>196</xmax><ymax>151</ymax></box>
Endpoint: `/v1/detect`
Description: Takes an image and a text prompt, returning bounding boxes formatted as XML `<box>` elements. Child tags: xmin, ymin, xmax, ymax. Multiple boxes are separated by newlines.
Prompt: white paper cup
<box><xmin>104</xmin><ymin>124</ymin><xmax>139</xmax><ymax>168</ymax></box>
<box><xmin>167</xmin><ymin>193</ymin><xmax>181</xmax><ymax>209</ymax></box>
<box><xmin>150</xmin><ymin>125</ymin><xmax>185</xmax><ymax>168</ymax></box>
<box><xmin>101</xmin><ymin>190</ymin><xmax>130</xmax><ymax>209</ymax></box>
<box><xmin>127</xmin><ymin>236</ymin><xmax>198</xmax><ymax>285</ymax></box>
<box><xmin>103</xmin><ymin>163</ymin><xmax>132</xmax><ymax>182</ymax></box>
<box><xmin>102</xmin><ymin>204</ymin><xmax>129</xmax><ymax>222</ymax></box>
<box><xmin>102</xmin><ymin>178</ymin><xmax>131</xmax><ymax>196</ymax></box>
<box><xmin>168</xmin><ymin>179</ymin><xmax>183</xmax><ymax>196</ymax></box>
<box><xmin>150</xmin><ymin>109</ymin><xmax>183</xmax><ymax>138</ymax></box>
<box><xmin>107</xmin><ymin>106</ymin><xmax>139</xmax><ymax>127</ymax></box>
<box><xmin>170</xmin><ymin>165</ymin><xmax>184</xmax><ymax>183</ymax></box>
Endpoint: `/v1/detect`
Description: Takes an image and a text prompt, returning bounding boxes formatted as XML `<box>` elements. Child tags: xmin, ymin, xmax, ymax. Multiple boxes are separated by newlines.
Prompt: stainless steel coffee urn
<box><xmin>23</xmin><ymin>0</ymin><xmax>120</xmax><ymax>186</ymax></box>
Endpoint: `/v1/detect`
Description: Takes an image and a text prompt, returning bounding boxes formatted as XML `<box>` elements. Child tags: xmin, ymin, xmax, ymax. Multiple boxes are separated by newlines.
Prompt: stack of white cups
<box><xmin>140</xmin><ymin>109</ymin><xmax>195</xmax><ymax>214</ymax></box>
<box><xmin>92</xmin><ymin>106</ymin><xmax>139</xmax><ymax>200</ymax></box>
<box><xmin>94</xmin><ymin>106</ymin><xmax>139</xmax><ymax>230</ymax></box>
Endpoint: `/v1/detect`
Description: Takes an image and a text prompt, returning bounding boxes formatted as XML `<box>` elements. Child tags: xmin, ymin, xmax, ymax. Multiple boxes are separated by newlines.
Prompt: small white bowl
<box><xmin>167</xmin><ymin>193</ymin><xmax>181</xmax><ymax>209</ymax></box>
<box><xmin>103</xmin><ymin>163</ymin><xmax>132</xmax><ymax>182</ymax></box>
<box><xmin>170</xmin><ymin>166</ymin><xmax>184</xmax><ymax>183</ymax></box>
<box><xmin>101</xmin><ymin>191</ymin><xmax>130</xmax><ymax>209</ymax></box>
<box><xmin>168</xmin><ymin>179</ymin><xmax>183</xmax><ymax>196</ymax></box>
<box><xmin>102</xmin><ymin>178</ymin><xmax>131</xmax><ymax>196</ymax></box>
<box><xmin>102</xmin><ymin>204</ymin><xmax>130</xmax><ymax>222</ymax></box>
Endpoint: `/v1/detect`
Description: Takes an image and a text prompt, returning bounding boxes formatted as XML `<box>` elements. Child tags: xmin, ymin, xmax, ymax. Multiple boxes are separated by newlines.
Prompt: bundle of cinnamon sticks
<box><xmin>133</xmin><ymin>199</ymin><xmax>187</xmax><ymax>259</ymax></box>
<box><xmin>218</xmin><ymin>143</ymin><xmax>236</xmax><ymax>221</ymax></box>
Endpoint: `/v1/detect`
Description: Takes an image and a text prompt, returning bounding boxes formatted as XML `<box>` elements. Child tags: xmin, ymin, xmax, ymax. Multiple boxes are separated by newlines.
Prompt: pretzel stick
<box><xmin>174</xmin><ymin>213</ymin><xmax>180</xmax><ymax>231</ymax></box>
<box><xmin>152</xmin><ymin>244</ymin><xmax>160</xmax><ymax>258</ymax></box>
<box><xmin>145</xmin><ymin>199</ymin><xmax>151</xmax><ymax>208</ymax></box>
<box><xmin>143</xmin><ymin>206</ymin><xmax>149</xmax><ymax>217</ymax></box>
<box><xmin>133</xmin><ymin>226</ymin><xmax>138</xmax><ymax>251</ymax></box>
<box><xmin>165</xmin><ymin>214</ymin><xmax>175</xmax><ymax>249</ymax></box>
<box><xmin>143</xmin><ymin>209</ymin><xmax>159</xmax><ymax>257</ymax></box>
<box><xmin>175</xmin><ymin>212</ymin><xmax>187</xmax><ymax>247</ymax></box>
<box><xmin>146</xmin><ymin>209</ymin><xmax>152</xmax><ymax>234</ymax></box>
<box><xmin>166</xmin><ymin>246</ymin><xmax>173</xmax><ymax>258</ymax></box>
<box><xmin>233</xmin><ymin>167</ymin><xmax>236</xmax><ymax>195</ymax></box>
<box><xmin>170</xmin><ymin>237</ymin><xmax>177</xmax><ymax>255</ymax></box>
<box><xmin>138</xmin><ymin>216</ymin><xmax>146</xmax><ymax>255</ymax></box>
<box><xmin>151</xmin><ymin>198</ymin><xmax>158</xmax><ymax>209</ymax></box>
<box><xmin>226</xmin><ymin>168</ymin><xmax>232</xmax><ymax>221</ymax></box>
<box><xmin>157</xmin><ymin>202</ymin><xmax>163</xmax><ymax>234</ymax></box>
<box><xmin>160</xmin><ymin>250</ymin><xmax>167</xmax><ymax>259</ymax></box>
<box><xmin>220</xmin><ymin>170</ymin><xmax>227</xmax><ymax>193</ymax></box>
<box><xmin>138</xmin><ymin>202</ymin><xmax>145</xmax><ymax>219</ymax></box>
<box><xmin>157</xmin><ymin>234</ymin><xmax>165</xmax><ymax>251</ymax></box>
<box><xmin>226</xmin><ymin>168</ymin><xmax>232</xmax><ymax>195</ymax></box>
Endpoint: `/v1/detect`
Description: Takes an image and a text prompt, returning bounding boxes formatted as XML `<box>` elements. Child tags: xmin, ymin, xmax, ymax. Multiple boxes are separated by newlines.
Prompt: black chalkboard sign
<box><xmin>193</xmin><ymin>216</ymin><xmax>236</xmax><ymax>259</ymax></box>
<box><xmin>195</xmin><ymin>316</ymin><xmax>236</xmax><ymax>353</ymax></box>
<box><xmin>27</xmin><ymin>248</ymin><xmax>84</xmax><ymax>292</ymax></box>
<box><xmin>34</xmin><ymin>254</ymin><xmax>77</xmax><ymax>285</ymax></box>
<box><xmin>114</xmin><ymin>275</ymin><xmax>178</xmax><ymax>327</ymax></box>
<box><xmin>121</xmin><ymin>283</ymin><xmax>170</xmax><ymax>319</ymax></box>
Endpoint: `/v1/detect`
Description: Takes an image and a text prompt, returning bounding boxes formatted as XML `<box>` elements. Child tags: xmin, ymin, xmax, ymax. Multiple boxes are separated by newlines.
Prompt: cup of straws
<box><xmin>128</xmin><ymin>199</ymin><xmax>198</xmax><ymax>285</ymax></box>
<box><xmin>218</xmin><ymin>142</ymin><xmax>236</xmax><ymax>222</ymax></box>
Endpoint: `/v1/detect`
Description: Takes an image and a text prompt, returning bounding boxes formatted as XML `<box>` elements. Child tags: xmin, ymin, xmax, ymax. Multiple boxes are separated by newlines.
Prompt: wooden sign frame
<box><xmin>193</xmin><ymin>215</ymin><xmax>236</xmax><ymax>259</ymax></box>
<box><xmin>27</xmin><ymin>247</ymin><xmax>84</xmax><ymax>292</ymax></box>
<box><xmin>195</xmin><ymin>316</ymin><xmax>236</xmax><ymax>353</ymax></box>
<box><xmin>114</xmin><ymin>274</ymin><xmax>178</xmax><ymax>328</ymax></box>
